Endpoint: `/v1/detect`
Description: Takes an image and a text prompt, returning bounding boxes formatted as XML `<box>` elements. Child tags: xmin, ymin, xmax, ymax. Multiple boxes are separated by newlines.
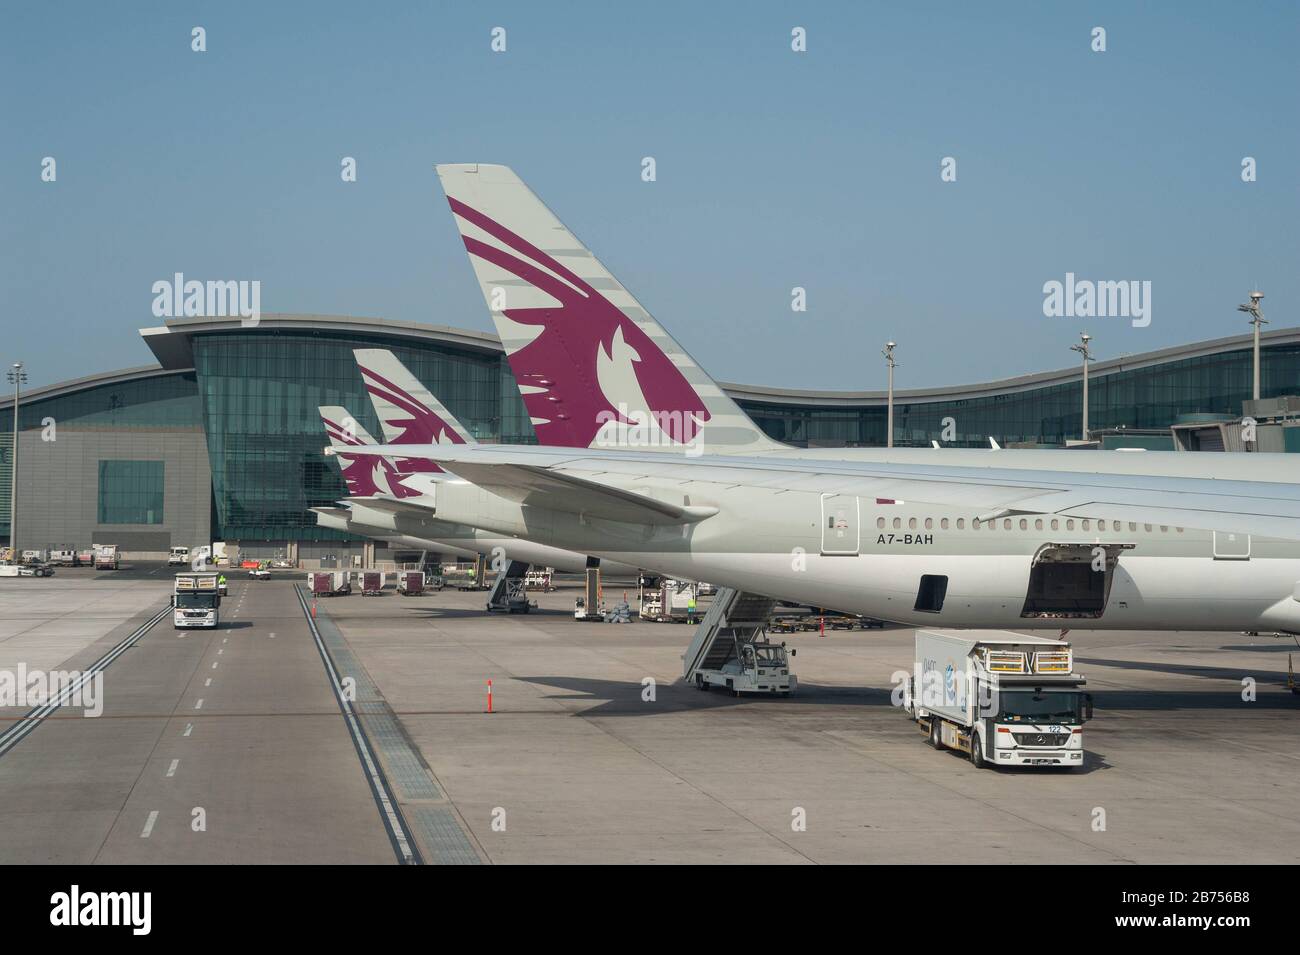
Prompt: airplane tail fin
<box><xmin>352</xmin><ymin>349</ymin><xmax>474</xmax><ymax>473</ymax></box>
<box><xmin>319</xmin><ymin>405</ymin><xmax>430</xmax><ymax>499</ymax></box>
<box><xmin>435</xmin><ymin>163</ymin><xmax>781</xmax><ymax>455</ymax></box>
<box><xmin>319</xmin><ymin>406</ymin><xmax>388</xmax><ymax>498</ymax></box>
<box><xmin>353</xmin><ymin>349</ymin><xmax>476</xmax><ymax>446</ymax></box>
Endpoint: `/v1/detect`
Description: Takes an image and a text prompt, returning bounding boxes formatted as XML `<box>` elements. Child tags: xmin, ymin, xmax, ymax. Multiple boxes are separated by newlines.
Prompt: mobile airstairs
<box><xmin>681</xmin><ymin>588</ymin><xmax>796</xmax><ymax>696</ymax></box>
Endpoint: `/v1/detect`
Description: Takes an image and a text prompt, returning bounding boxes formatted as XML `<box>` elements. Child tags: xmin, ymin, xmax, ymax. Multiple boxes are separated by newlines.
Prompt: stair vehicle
<box><xmin>682</xmin><ymin>588</ymin><xmax>796</xmax><ymax>696</ymax></box>
<box><xmin>487</xmin><ymin>560</ymin><xmax>534</xmax><ymax>613</ymax></box>
<box><xmin>174</xmin><ymin>572</ymin><xmax>221</xmax><ymax>629</ymax></box>
<box><xmin>902</xmin><ymin>630</ymin><xmax>1093</xmax><ymax>770</ymax></box>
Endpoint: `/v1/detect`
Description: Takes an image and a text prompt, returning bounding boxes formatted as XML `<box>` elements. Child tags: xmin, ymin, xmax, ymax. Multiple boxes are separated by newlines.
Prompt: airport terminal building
<box><xmin>4</xmin><ymin>314</ymin><xmax>1299</xmax><ymax>565</ymax></box>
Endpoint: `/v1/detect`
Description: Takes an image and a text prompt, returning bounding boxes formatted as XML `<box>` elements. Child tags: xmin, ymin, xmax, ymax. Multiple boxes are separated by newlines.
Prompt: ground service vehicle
<box><xmin>248</xmin><ymin>562</ymin><xmax>271</xmax><ymax>580</ymax></box>
<box><xmin>48</xmin><ymin>549</ymin><xmax>77</xmax><ymax>566</ymax></box>
<box><xmin>694</xmin><ymin>637</ymin><xmax>796</xmax><ymax>696</ymax></box>
<box><xmin>362</xmin><ymin>571</ymin><xmax>386</xmax><ymax>595</ymax></box>
<box><xmin>18</xmin><ymin>562</ymin><xmax>55</xmax><ymax>577</ymax></box>
<box><xmin>168</xmin><ymin>546</ymin><xmax>190</xmax><ymax>566</ymax></box>
<box><xmin>93</xmin><ymin>545</ymin><xmax>119</xmax><ymax>570</ymax></box>
<box><xmin>174</xmin><ymin>573</ymin><xmax>221</xmax><ymax>629</ymax></box>
<box><xmin>903</xmin><ymin>630</ymin><xmax>1092</xmax><ymax>769</ymax></box>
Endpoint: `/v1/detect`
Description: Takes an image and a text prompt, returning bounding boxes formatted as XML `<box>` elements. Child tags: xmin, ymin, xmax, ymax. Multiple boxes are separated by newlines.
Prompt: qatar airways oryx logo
<box><xmin>151</xmin><ymin>272</ymin><xmax>261</xmax><ymax>327</ymax></box>
<box><xmin>1042</xmin><ymin>272</ymin><xmax>1151</xmax><ymax>327</ymax></box>
<box><xmin>0</xmin><ymin>665</ymin><xmax>103</xmax><ymax>717</ymax></box>
<box><xmin>447</xmin><ymin>197</ymin><xmax>711</xmax><ymax>450</ymax></box>
<box><xmin>50</xmin><ymin>885</ymin><xmax>151</xmax><ymax>935</ymax></box>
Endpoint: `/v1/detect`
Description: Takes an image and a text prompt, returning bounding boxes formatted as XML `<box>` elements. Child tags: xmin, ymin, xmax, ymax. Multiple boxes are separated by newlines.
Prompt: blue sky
<box><xmin>4</xmin><ymin>1</ymin><xmax>1297</xmax><ymax>391</ymax></box>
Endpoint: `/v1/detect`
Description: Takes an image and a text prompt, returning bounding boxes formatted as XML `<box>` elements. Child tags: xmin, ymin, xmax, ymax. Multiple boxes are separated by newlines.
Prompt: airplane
<box><xmin>344</xmin><ymin>163</ymin><xmax>1300</xmax><ymax>634</ymax></box>
<box><xmin>315</xmin><ymin>383</ymin><xmax>639</xmax><ymax>576</ymax></box>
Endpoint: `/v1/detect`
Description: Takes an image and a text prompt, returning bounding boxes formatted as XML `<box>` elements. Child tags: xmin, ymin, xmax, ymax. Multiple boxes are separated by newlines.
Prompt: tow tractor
<box><xmin>248</xmin><ymin>561</ymin><xmax>271</xmax><ymax>580</ymax></box>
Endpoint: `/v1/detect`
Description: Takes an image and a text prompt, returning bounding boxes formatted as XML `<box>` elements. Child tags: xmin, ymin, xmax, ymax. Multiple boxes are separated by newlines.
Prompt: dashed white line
<box><xmin>165</xmin><ymin>759</ymin><xmax>179</xmax><ymax>778</ymax></box>
<box><xmin>211</xmin><ymin>662</ymin><xmax>218</xmax><ymax>669</ymax></box>
<box><xmin>183</xmin><ymin>723</ymin><xmax>193</xmax><ymax>737</ymax></box>
<box><xmin>141</xmin><ymin>811</ymin><xmax>159</xmax><ymax>838</ymax></box>
<box><xmin>194</xmin><ymin>699</ymin><xmax>204</xmax><ymax>710</ymax></box>
<box><xmin>204</xmin><ymin>678</ymin><xmax>212</xmax><ymax>687</ymax></box>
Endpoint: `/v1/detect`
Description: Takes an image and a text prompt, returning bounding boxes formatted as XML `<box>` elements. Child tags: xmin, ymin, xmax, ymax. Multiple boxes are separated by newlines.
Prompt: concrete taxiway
<box><xmin>2</xmin><ymin>569</ymin><xmax>1298</xmax><ymax>864</ymax></box>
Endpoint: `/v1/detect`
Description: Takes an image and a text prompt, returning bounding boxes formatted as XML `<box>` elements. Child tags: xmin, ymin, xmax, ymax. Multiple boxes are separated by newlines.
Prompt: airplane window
<box><xmin>1098</xmin><ymin>520</ymin><xmax>1107</xmax><ymax>531</ymax></box>
<box><xmin>924</xmin><ymin>518</ymin><xmax>933</xmax><ymax>530</ymax></box>
<box><xmin>877</xmin><ymin>517</ymin><xmax>885</xmax><ymax>529</ymax></box>
<box><xmin>893</xmin><ymin>517</ymin><xmax>901</xmax><ymax>529</ymax></box>
<box><xmin>1144</xmin><ymin>524</ymin><xmax>1151</xmax><ymax>532</ymax></box>
<box><xmin>1066</xmin><ymin>520</ymin><xmax>1075</xmax><ymax>530</ymax></box>
<box><xmin>1019</xmin><ymin>519</ymin><xmax>1028</xmax><ymax>530</ymax></box>
<box><xmin>1003</xmin><ymin>519</ymin><xmax>1012</xmax><ymax>530</ymax></box>
<box><xmin>939</xmin><ymin>518</ymin><xmax>948</xmax><ymax>529</ymax></box>
<box><xmin>908</xmin><ymin>518</ymin><xmax>917</xmax><ymax>530</ymax></box>
<box><xmin>1129</xmin><ymin>522</ymin><xmax>1138</xmax><ymax>532</ymax></box>
<box><xmin>1082</xmin><ymin>520</ymin><xmax>1091</xmax><ymax>531</ymax></box>
<box><xmin>1034</xmin><ymin>519</ymin><xmax>1043</xmax><ymax>531</ymax></box>
<box><xmin>1160</xmin><ymin>525</ymin><xmax>1168</xmax><ymax>532</ymax></box>
<box><xmin>1050</xmin><ymin>519</ymin><xmax>1059</xmax><ymax>530</ymax></box>
<box><xmin>956</xmin><ymin>518</ymin><xmax>965</xmax><ymax>529</ymax></box>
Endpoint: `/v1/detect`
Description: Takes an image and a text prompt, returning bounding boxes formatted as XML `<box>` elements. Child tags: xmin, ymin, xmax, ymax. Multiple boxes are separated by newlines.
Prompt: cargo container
<box><xmin>308</xmin><ymin>571</ymin><xmax>351</xmax><ymax>596</ymax></box>
<box><xmin>396</xmin><ymin>571</ymin><xmax>425</xmax><ymax>596</ymax></box>
<box><xmin>361</xmin><ymin>571</ymin><xmax>386</xmax><ymax>596</ymax></box>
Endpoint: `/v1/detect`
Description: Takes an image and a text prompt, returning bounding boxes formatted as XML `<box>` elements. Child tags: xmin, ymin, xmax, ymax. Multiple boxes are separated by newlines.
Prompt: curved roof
<box><xmin>140</xmin><ymin>313</ymin><xmax>503</xmax><ymax>369</ymax></box>
<box><xmin>0</xmin><ymin>364</ymin><xmax>186</xmax><ymax>410</ymax></box>
<box><xmin>13</xmin><ymin>314</ymin><xmax>1297</xmax><ymax>413</ymax></box>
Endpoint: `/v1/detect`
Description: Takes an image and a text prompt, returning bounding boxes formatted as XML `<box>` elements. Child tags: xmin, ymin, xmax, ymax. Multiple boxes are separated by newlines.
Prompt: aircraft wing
<box><xmin>346</xmin><ymin>443</ymin><xmax>1300</xmax><ymax>540</ymax></box>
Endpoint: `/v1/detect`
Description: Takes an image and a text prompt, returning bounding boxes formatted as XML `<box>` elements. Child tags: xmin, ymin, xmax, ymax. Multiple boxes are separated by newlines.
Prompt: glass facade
<box><xmin>97</xmin><ymin>460</ymin><xmax>165</xmax><ymax>524</ymax></box>
<box><xmin>191</xmin><ymin>331</ymin><xmax>533</xmax><ymax>542</ymax></box>
<box><xmin>4</xmin><ymin>326</ymin><xmax>1295</xmax><ymax>546</ymax></box>
<box><xmin>744</xmin><ymin>343</ymin><xmax>1300</xmax><ymax>448</ymax></box>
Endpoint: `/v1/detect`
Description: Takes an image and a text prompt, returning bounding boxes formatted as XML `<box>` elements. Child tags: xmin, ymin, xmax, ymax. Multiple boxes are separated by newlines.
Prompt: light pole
<box><xmin>1236</xmin><ymin>290</ymin><xmax>1266</xmax><ymax>401</ymax></box>
<box><xmin>7</xmin><ymin>362</ymin><xmax>26</xmax><ymax>562</ymax></box>
<box><xmin>882</xmin><ymin>342</ymin><xmax>897</xmax><ymax>448</ymax></box>
<box><xmin>1069</xmin><ymin>333</ymin><xmax>1092</xmax><ymax>442</ymax></box>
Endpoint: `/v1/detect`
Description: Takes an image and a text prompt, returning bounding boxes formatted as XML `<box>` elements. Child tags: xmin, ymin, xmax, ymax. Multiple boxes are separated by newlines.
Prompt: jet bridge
<box><xmin>682</xmin><ymin>588</ymin><xmax>791</xmax><ymax>695</ymax></box>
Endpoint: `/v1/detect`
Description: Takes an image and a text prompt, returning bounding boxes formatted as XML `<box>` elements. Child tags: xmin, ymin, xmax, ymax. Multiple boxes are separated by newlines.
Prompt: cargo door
<box><xmin>1021</xmin><ymin>542</ymin><xmax>1134</xmax><ymax>619</ymax></box>
<box><xmin>1212</xmin><ymin>531</ymin><xmax>1251</xmax><ymax>560</ymax></box>
<box><xmin>820</xmin><ymin>494</ymin><xmax>859</xmax><ymax>555</ymax></box>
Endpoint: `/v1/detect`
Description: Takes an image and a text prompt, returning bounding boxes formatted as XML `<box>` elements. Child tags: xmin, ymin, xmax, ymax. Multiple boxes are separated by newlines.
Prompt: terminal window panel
<box><xmin>98</xmin><ymin>460</ymin><xmax>164</xmax><ymax>525</ymax></box>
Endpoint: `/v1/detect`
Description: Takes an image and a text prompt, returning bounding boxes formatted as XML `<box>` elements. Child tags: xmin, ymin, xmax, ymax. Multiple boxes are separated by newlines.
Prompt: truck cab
<box><xmin>174</xmin><ymin>572</ymin><xmax>221</xmax><ymax>629</ymax></box>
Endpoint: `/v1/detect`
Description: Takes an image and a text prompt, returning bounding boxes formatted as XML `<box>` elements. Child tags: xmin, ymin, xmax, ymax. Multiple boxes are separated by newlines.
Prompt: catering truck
<box><xmin>902</xmin><ymin>630</ymin><xmax>1093</xmax><ymax>770</ymax></box>
<box><xmin>173</xmin><ymin>572</ymin><xmax>221</xmax><ymax>629</ymax></box>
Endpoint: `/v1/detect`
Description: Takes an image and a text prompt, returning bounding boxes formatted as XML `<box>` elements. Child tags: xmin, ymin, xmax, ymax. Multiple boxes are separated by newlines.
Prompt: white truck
<box><xmin>93</xmin><ymin>544</ymin><xmax>119</xmax><ymax>570</ymax></box>
<box><xmin>168</xmin><ymin>546</ymin><xmax>190</xmax><ymax>566</ymax></box>
<box><xmin>903</xmin><ymin>630</ymin><xmax>1093</xmax><ymax>769</ymax></box>
<box><xmin>173</xmin><ymin>572</ymin><xmax>221</xmax><ymax>629</ymax></box>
